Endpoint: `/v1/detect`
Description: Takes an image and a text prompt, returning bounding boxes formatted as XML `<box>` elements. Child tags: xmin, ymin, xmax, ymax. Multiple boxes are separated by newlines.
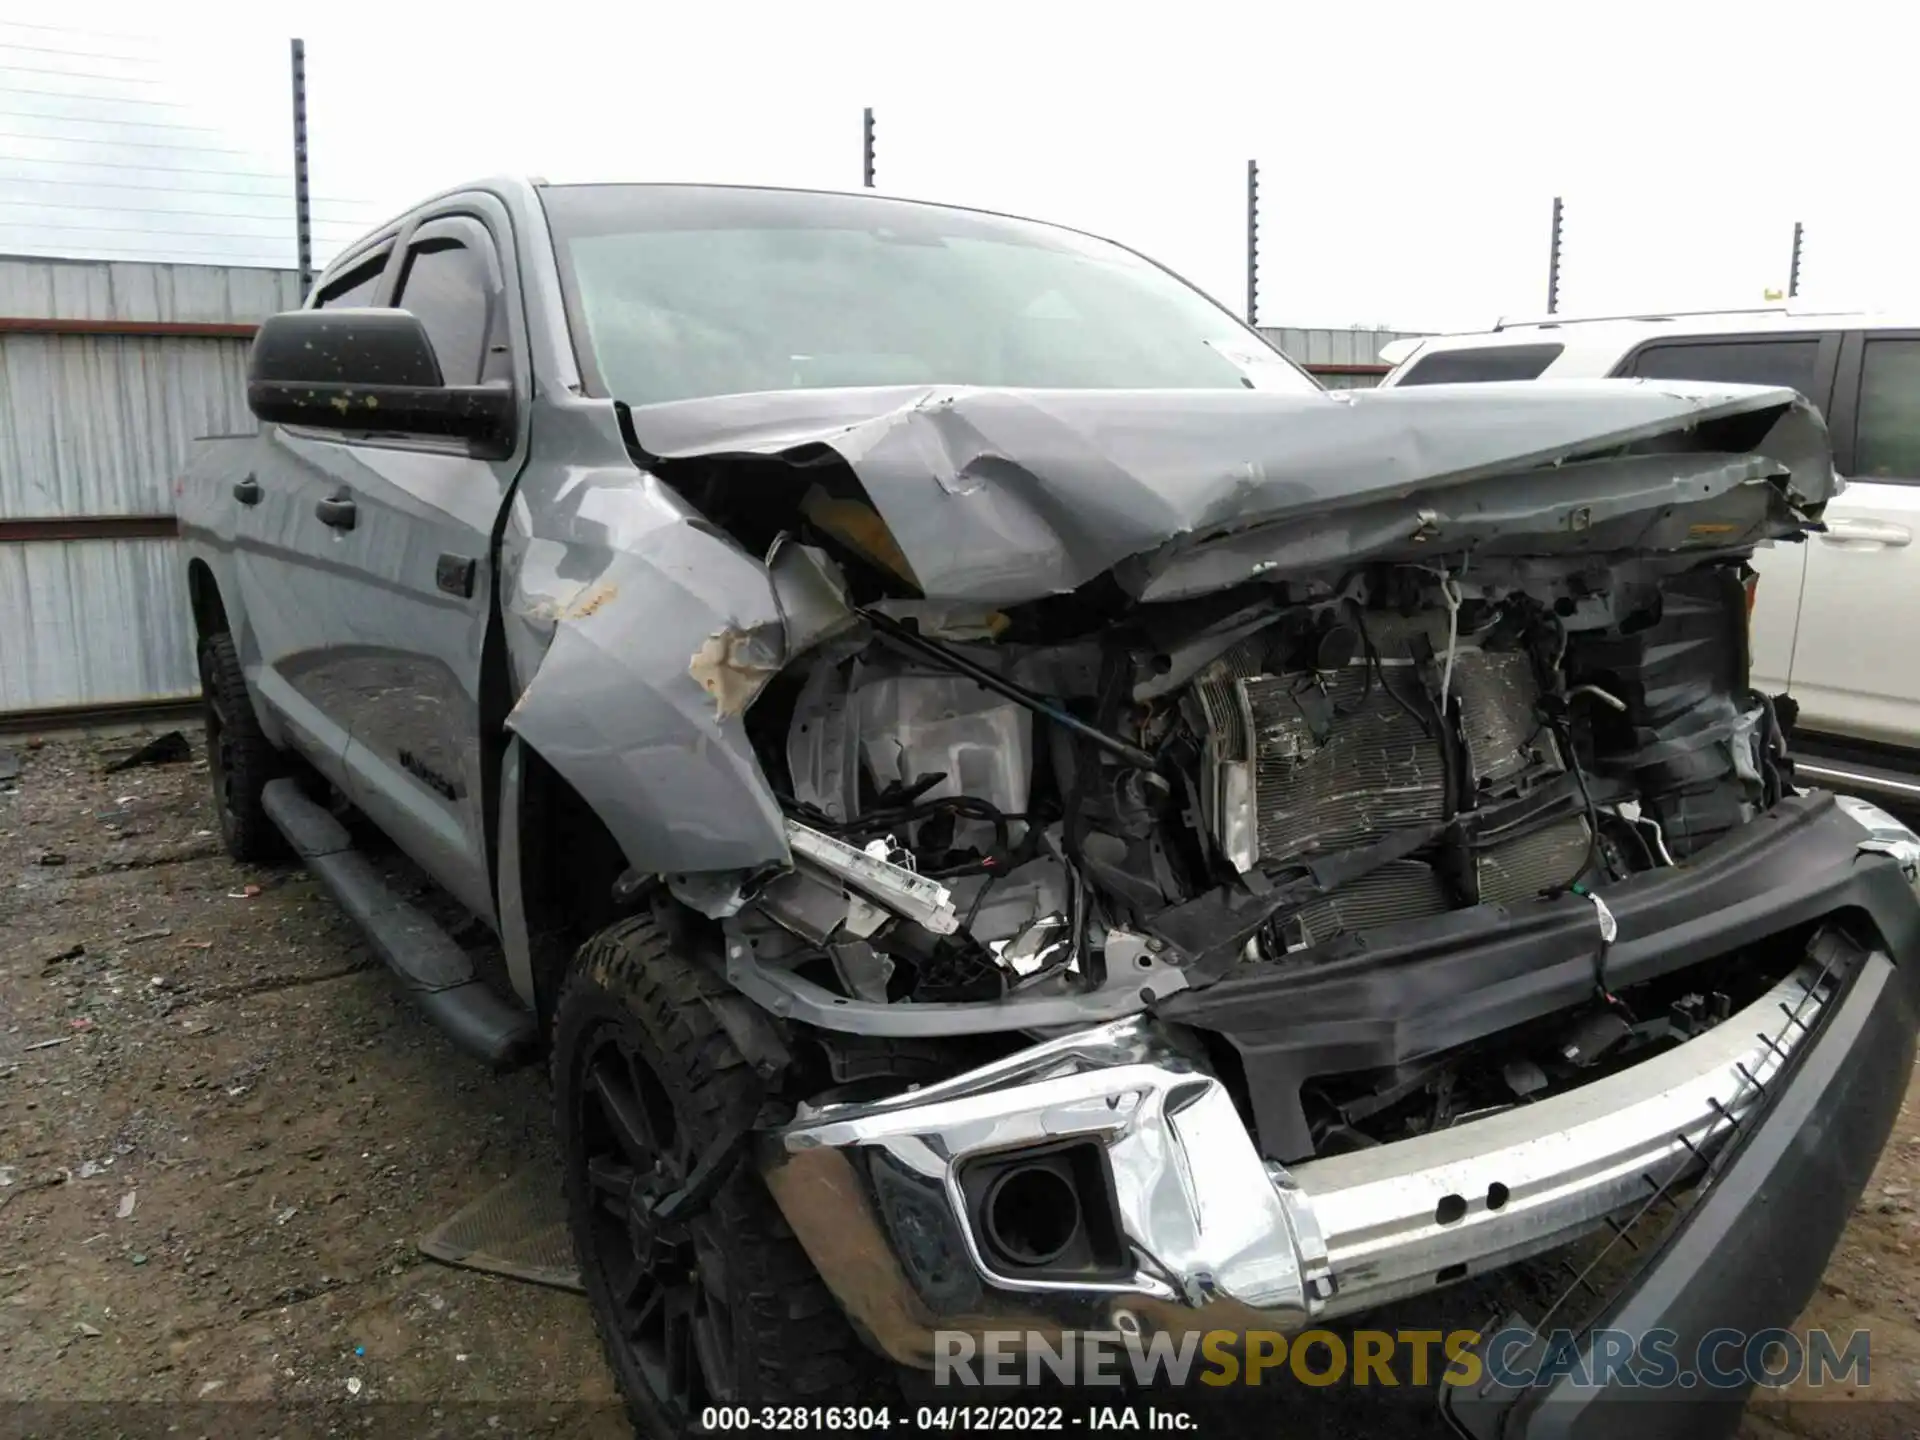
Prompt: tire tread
<box><xmin>197</xmin><ymin>631</ymin><xmax>283</xmax><ymax>862</ymax></box>
<box><xmin>552</xmin><ymin>916</ymin><xmax>890</xmax><ymax>1432</ymax></box>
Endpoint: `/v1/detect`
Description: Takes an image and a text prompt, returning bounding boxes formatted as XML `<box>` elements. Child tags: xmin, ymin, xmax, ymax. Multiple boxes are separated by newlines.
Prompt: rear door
<box><xmin>230</xmin><ymin>246</ymin><xmax>396</xmax><ymax>787</ymax></box>
<box><xmin>325</xmin><ymin>202</ymin><xmax>529</xmax><ymax>925</ymax></box>
<box><xmin>1612</xmin><ymin>332</ymin><xmax>1841</xmax><ymax>697</ymax></box>
<box><xmin>1779</xmin><ymin>331</ymin><xmax>1920</xmax><ymax>744</ymax></box>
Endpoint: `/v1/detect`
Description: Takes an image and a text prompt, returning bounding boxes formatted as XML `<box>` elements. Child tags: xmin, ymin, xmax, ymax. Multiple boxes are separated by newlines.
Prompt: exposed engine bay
<box><xmin>539</xmin><ymin>382</ymin><xmax>1832</xmax><ymax>1169</ymax></box>
<box><xmin>713</xmin><ymin>551</ymin><xmax>1795</xmax><ymax>1150</ymax></box>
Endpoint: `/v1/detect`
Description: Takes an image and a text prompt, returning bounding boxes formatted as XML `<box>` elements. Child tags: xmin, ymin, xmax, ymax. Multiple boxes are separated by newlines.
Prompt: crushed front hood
<box><xmin>624</xmin><ymin>379</ymin><xmax>1834</xmax><ymax>604</ymax></box>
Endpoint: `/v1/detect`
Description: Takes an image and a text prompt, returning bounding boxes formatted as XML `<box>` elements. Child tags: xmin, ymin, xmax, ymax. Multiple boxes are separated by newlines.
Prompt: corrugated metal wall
<box><xmin>1260</xmin><ymin>326</ymin><xmax>1425</xmax><ymax>389</ymax></box>
<box><xmin>0</xmin><ymin>258</ymin><xmax>297</xmax><ymax>330</ymax></box>
<box><xmin>0</xmin><ymin>255</ymin><xmax>298</xmax><ymax>718</ymax></box>
<box><xmin>1</xmin><ymin>335</ymin><xmax>255</xmax><ymax>518</ymax></box>
<box><xmin>0</xmin><ymin>540</ymin><xmax>198</xmax><ymax>715</ymax></box>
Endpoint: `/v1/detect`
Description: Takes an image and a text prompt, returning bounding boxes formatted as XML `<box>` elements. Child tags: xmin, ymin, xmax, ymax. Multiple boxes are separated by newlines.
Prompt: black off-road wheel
<box><xmin>197</xmin><ymin>631</ymin><xmax>283</xmax><ymax>862</ymax></box>
<box><xmin>553</xmin><ymin>916</ymin><xmax>891</xmax><ymax>1436</ymax></box>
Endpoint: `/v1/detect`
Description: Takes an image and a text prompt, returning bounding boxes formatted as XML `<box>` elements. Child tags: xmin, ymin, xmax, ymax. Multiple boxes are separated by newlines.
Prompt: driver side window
<box><xmin>387</xmin><ymin>219</ymin><xmax>506</xmax><ymax>389</ymax></box>
<box><xmin>392</xmin><ymin>237</ymin><xmax>494</xmax><ymax>386</ymax></box>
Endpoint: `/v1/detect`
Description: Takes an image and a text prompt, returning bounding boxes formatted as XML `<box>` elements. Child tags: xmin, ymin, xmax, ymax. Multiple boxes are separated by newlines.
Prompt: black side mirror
<box><xmin>246</xmin><ymin>308</ymin><xmax>514</xmax><ymax>455</ymax></box>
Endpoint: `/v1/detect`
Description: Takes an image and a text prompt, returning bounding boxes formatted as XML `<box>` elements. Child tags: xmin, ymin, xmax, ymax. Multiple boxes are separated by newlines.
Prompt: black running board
<box><xmin>261</xmin><ymin>778</ymin><xmax>537</xmax><ymax>1068</ymax></box>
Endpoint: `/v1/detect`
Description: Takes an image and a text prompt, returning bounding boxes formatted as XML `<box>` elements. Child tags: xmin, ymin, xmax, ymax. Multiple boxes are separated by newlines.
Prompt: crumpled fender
<box><xmin>501</xmin><ymin>463</ymin><xmax>792</xmax><ymax>878</ymax></box>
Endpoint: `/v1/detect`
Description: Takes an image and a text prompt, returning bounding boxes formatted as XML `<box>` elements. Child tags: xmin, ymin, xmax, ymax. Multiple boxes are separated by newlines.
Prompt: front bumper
<box><xmin>761</xmin><ymin>796</ymin><xmax>1920</xmax><ymax>1374</ymax></box>
<box><xmin>1442</xmin><ymin>935</ymin><xmax>1920</xmax><ymax>1439</ymax></box>
<box><xmin>768</xmin><ymin>956</ymin><xmax>1840</xmax><ymax>1365</ymax></box>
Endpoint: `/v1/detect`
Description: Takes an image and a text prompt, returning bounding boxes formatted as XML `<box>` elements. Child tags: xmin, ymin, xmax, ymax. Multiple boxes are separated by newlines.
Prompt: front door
<box><xmin>325</xmin><ymin>203</ymin><xmax>530</xmax><ymax>925</ymax></box>
<box><xmin>230</xmin><ymin>247</ymin><xmax>396</xmax><ymax>789</ymax></box>
<box><xmin>1785</xmin><ymin>331</ymin><xmax>1920</xmax><ymax>745</ymax></box>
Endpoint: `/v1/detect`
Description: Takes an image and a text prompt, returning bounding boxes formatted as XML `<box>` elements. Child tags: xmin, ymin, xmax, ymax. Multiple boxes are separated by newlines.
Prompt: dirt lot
<box><xmin>2</xmin><ymin>728</ymin><xmax>1917</xmax><ymax>1437</ymax></box>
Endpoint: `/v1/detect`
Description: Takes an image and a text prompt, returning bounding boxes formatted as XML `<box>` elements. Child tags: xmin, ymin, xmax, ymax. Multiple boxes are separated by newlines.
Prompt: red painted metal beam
<box><xmin>0</xmin><ymin>516</ymin><xmax>179</xmax><ymax>542</ymax></box>
<box><xmin>0</xmin><ymin>694</ymin><xmax>199</xmax><ymax>736</ymax></box>
<box><xmin>0</xmin><ymin>317</ymin><xmax>258</xmax><ymax>339</ymax></box>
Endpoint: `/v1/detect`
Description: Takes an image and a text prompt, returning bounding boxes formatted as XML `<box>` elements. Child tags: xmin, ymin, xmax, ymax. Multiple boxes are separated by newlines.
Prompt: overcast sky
<box><xmin>4</xmin><ymin>1</ymin><xmax>1916</xmax><ymax>334</ymax></box>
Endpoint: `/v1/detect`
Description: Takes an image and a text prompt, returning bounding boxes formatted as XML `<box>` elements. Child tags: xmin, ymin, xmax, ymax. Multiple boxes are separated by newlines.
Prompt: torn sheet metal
<box><xmin>766</xmin><ymin>537</ymin><xmax>858</xmax><ymax>659</ymax></box>
<box><xmin>622</xmin><ymin>381</ymin><xmax>1834</xmax><ymax>605</ymax></box>
<box><xmin>501</xmin><ymin>460</ymin><xmax>793</xmax><ymax>878</ymax></box>
<box><xmin>688</xmin><ymin>622</ymin><xmax>784</xmax><ymax>719</ymax></box>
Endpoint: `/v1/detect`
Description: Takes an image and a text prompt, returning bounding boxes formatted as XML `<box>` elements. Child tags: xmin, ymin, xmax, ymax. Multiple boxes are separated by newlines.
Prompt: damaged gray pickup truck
<box><xmin>178</xmin><ymin>180</ymin><xmax>1920</xmax><ymax>1438</ymax></box>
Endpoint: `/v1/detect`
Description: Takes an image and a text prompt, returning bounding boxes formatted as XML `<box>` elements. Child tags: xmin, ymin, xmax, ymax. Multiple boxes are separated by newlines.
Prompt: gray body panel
<box><xmin>311</xmin><ymin>197</ymin><xmax>533</xmax><ymax>928</ymax></box>
<box><xmin>229</xmin><ymin>426</ymin><xmax>362</xmax><ymax>789</ymax></box>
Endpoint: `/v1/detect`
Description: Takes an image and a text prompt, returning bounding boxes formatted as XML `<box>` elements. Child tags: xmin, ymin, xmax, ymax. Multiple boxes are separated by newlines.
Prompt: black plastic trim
<box><xmin>1159</xmin><ymin>792</ymin><xmax>1920</xmax><ymax>1159</ymax></box>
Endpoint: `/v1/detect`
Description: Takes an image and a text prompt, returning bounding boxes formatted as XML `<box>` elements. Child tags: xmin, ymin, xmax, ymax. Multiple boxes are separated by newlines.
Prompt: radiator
<box><xmin>1477</xmin><ymin>814</ymin><xmax>1591</xmax><ymax>905</ymax></box>
<box><xmin>1197</xmin><ymin>628</ymin><xmax>1583</xmax><ymax>938</ymax></box>
<box><xmin>1289</xmin><ymin>860</ymin><xmax>1452</xmax><ymax>947</ymax></box>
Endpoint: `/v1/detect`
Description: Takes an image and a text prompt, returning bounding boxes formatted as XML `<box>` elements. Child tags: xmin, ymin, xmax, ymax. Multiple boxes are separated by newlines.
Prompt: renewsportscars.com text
<box><xmin>934</xmin><ymin>1326</ymin><xmax>1871</xmax><ymax>1391</ymax></box>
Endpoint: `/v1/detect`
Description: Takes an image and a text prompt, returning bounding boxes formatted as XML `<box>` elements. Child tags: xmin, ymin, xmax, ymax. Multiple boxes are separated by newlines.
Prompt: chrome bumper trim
<box><xmin>1287</xmin><ymin>962</ymin><xmax>1828</xmax><ymax>1317</ymax></box>
<box><xmin>766</xmin><ymin>960</ymin><xmax>1835</xmax><ymax>1365</ymax></box>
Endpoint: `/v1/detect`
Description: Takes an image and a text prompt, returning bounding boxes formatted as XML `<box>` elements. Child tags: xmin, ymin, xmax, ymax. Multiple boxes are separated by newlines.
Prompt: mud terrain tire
<box><xmin>552</xmin><ymin>916</ymin><xmax>889</xmax><ymax>1434</ymax></box>
<box><xmin>197</xmin><ymin>631</ymin><xmax>283</xmax><ymax>862</ymax></box>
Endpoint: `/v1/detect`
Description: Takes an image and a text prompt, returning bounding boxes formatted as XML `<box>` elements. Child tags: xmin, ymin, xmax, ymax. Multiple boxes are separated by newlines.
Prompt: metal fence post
<box><xmin>290</xmin><ymin>38</ymin><xmax>313</xmax><ymax>299</ymax></box>
<box><xmin>1546</xmin><ymin>195</ymin><xmax>1563</xmax><ymax>315</ymax></box>
<box><xmin>1246</xmin><ymin>159</ymin><xmax>1259</xmax><ymax>326</ymax></box>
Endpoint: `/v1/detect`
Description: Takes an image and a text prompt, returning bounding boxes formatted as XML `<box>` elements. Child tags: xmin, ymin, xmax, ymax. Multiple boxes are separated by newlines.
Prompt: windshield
<box><xmin>539</xmin><ymin>184</ymin><xmax>1316</xmax><ymax>404</ymax></box>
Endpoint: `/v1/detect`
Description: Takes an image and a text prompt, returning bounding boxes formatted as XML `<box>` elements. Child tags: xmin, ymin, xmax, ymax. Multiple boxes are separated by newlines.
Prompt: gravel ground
<box><xmin>1</xmin><ymin>728</ymin><xmax>1916</xmax><ymax>1437</ymax></box>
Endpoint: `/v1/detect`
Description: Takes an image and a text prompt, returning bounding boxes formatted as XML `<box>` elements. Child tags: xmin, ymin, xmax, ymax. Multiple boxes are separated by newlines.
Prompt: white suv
<box><xmin>1379</xmin><ymin>309</ymin><xmax>1920</xmax><ymax>796</ymax></box>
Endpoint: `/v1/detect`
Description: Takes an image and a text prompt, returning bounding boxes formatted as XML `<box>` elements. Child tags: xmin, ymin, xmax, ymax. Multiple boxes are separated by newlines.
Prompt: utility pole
<box><xmin>1545</xmin><ymin>195</ymin><xmax>1563</xmax><ymax>315</ymax></box>
<box><xmin>861</xmin><ymin>107</ymin><xmax>876</xmax><ymax>189</ymax></box>
<box><xmin>1788</xmin><ymin>220</ymin><xmax>1804</xmax><ymax>299</ymax></box>
<box><xmin>1245</xmin><ymin>159</ymin><xmax>1259</xmax><ymax>326</ymax></box>
<box><xmin>290</xmin><ymin>38</ymin><xmax>313</xmax><ymax>298</ymax></box>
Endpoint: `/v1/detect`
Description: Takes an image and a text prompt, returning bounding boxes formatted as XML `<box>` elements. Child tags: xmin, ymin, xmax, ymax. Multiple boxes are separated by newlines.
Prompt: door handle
<box><xmin>232</xmin><ymin>475</ymin><xmax>261</xmax><ymax>505</ymax></box>
<box><xmin>1818</xmin><ymin>517</ymin><xmax>1912</xmax><ymax>547</ymax></box>
<box><xmin>315</xmin><ymin>494</ymin><xmax>357</xmax><ymax>531</ymax></box>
